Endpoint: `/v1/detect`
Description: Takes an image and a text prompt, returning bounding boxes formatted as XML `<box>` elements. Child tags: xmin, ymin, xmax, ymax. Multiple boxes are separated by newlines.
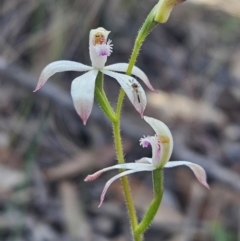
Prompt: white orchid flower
<box><xmin>85</xmin><ymin>116</ymin><xmax>209</xmax><ymax>207</ymax></box>
<box><xmin>34</xmin><ymin>27</ymin><xmax>155</xmax><ymax>124</ymax></box>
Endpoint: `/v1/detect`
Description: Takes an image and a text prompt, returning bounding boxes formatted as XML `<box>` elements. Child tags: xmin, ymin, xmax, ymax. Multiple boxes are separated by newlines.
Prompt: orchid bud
<box><xmin>154</xmin><ymin>0</ymin><xmax>186</xmax><ymax>23</ymax></box>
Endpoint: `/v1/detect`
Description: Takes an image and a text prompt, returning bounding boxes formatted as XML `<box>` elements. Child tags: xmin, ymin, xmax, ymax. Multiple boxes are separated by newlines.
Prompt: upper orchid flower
<box><xmin>85</xmin><ymin>116</ymin><xmax>209</xmax><ymax>207</ymax></box>
<box><xmin>34</xmin><ymin>27</ymin><xmax>155</xmax><ymax>125</ymax></box>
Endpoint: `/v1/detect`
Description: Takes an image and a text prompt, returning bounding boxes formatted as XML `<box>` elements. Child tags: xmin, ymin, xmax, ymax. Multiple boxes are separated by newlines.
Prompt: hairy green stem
<box><xmin>134</xmin><ymin>169</ymin><xmax>164</xmax><ymax>236</ymax></box>
<box><xmin>113</xmin><ymin>7</ymin><xmax>159</xmax><ymax>241</ymax></box>
<box><xmin>112</xmin><ymin>121</ymin><xmax>139</xmax><ymax>233</ymax></box>
<box><xmin>94</xmin><ymin>72</ymin><xmax>116</xmax><ymax>122</ymax></box>
<box><xmin>126</xmin><ymin>6</ymin><xmax>158</xmax><ymax>75</ymax></box>
<box><xmin>114</xmin><ymin>30</ymin><xmax>145</xmax><ymax>241</ymax></box>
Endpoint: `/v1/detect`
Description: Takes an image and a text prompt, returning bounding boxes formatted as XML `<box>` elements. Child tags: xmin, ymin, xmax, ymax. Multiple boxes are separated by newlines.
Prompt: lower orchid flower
<box><xmin>85</xmin><ymin>116</ymin><xmax>209</xmax><ymax>207</ymax></box>
<box><xmin>34</xmin><ymin>27</ymin><xmax>155</xmax><ymax>125</ymax></box>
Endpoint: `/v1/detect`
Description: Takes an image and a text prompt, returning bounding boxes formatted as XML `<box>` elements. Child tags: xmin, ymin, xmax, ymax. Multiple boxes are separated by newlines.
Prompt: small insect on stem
<box><xmin>129</xmin><ymin>79</ymin><xmax>141</xmax><ymax>103</ymax></box>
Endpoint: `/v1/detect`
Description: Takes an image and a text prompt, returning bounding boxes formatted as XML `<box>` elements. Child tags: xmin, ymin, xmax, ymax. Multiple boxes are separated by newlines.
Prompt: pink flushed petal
<box><xmin>71</xmin><ymin>70</ymin><xmax>98</xmax><ymax>125</ymax></box>
<box><xmin>33</xmin><ymin>77</ymin><xmax>45</xmax><ymax>92</ymax></box>
<box><xmin>84</xmin><ymin>162</ymin><xmax>155</xmax><ymax>207</ymax></box>
<box><xmin>101</xmin><ymin>69</ymin><xmax>147</xmax><ymax>116</ymax></box>
<box><xmin>94</xmin><ymin>40</ymin><xmax>113</xmax><ymax>57</ymax></box>
<box><xmin>85</xmin><ymin>162</ymin><xmax>154</xmax><ymax>182</ymax></box>
<box><xmin>139</xmin><ymin>135</ymin><xmax>161</xmax><ymax>167</ymax></box>
<box><xmin>140</xmin><ymin>136</ymin><xmax>151</xmax><ymax>148</ymax></box>
<box><xmin>84</xmin><ymin>170</ymin><xmax>103</xmax><ymax>182</ymax></box>
<box><xmin>104</xmin><ymin>63</ymin><xmax>155</xmax><ymax>92</ymax></box>
<box><xmin>98</xmin><ymin>169</ymin><xmax>152</xmax><ymax>208</ymax></box>
<box><xmin>34</xmin><ymin>61</ymin><xmax>92</xmax><ymax>92</ymax></box>
<box><xmin>164</xmin><ymin>161</ymin><xmax>209</xmax><ymax>189</ymax></box>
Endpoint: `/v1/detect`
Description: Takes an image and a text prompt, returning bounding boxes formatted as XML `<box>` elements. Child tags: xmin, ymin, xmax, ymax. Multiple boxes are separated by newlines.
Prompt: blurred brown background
<box><xmin>0</xmin><ymin>0</ymin><xmax>240</xmax><ymax>240</ymax></box>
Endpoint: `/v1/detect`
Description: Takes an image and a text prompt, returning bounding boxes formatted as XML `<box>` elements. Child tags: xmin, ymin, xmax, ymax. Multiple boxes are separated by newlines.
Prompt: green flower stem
<box><xmin>116</xmin><ymin>88</ymin><xmax>125</xmax><ymax>119</ymax></box>
<box><xmin>126</xmin><ymin>6</ymin><xmax>158</xmax><ymax>76</ymax></box>
<box><xmin>94</xmin><ymin>72</ymin><xmax>116</xmax><ymax>122</ymax></box>
<box><xmin>114</xmin><ymin>88</ymin><xmax>140</xmax><ymax>240</ymax></box>
<box><xmin>113</xmin><ymin>7</ymin><xmax>160</xmax><ymax>241</ymax></box>
<box><xmin>95</xmin><ymin>71</ymin><xmax>139</xmax><ymax>237</ymax></box>
<box><xmin>112</xmin><ymin>121</ymin><xmax>139</xmax><ymax>233</ymax></box>
<box><xmin>134</xmin><ymin>169</ymin><xmax>164</xmax><ymax>236</ymax></box>
<box><xmin>117</xmin><ymin>4</ymin><xmax>159</xmax><ymax>110</ymax></box>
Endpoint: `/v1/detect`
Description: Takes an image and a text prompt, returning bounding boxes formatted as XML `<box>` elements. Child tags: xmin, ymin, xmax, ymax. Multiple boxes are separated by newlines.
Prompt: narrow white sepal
<box><xmin>164</xmin><ymin>161</ymin><xmax>210</xmax><ymax>189</ymax></box>
<box><xmin>101</xmin><ymin>69</ymin><xmax>147</xmax><ymax>116</ymax></box>
<box><xmin>105</xmin><ymin>63</ymin><xmax>155</xmax><ymax>92</ymax></box>
<box><xmin>34</xmin><ymin>61</ymin><xmax>92</xmax><ymax>92</ymax></box>
<box><xmin>98</xmin><ymin>167</ymin><xmax>154</xmax><ymax>207</ymax></box>
<box><xmin>85</xmin><ymin>162</ymin><xmax>155</xmax><ymax>182</ymax></box>
<box><xmin>71</xmin><ymin>69</ymin><xmax>98</xmax><ymax>125</ymax></box>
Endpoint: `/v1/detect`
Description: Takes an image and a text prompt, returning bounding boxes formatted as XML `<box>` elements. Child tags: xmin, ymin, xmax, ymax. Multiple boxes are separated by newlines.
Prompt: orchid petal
<box><xmin>143</xmin><ymin>116</ymin><xmax>174</xmax><ymax>168</ymax></box>
<box><xmin>139</xmin><ymin>135</ymin><xmax>151</xmax><ymax>148</ymax></box>
<box><xmin>135</xmin><ymin>157</ymin><xmax>153</xmax><ymax>164</ymax></box>
<box><xmin>71</xmin><ymin>69</ymin><xmax>98</xmax><ymax>125</ymax></box>
<box><xmin>98</xmin><ymin>168</ymin><xmax>154</xmax><ymax>207</ymax></box>
<box><xmin>94</xmin><ymin>39</ymin><xmax>113</xmax><ymax>57</ymax></box>
<box><xmin>139</xmin><ymin>135</ymin><xmax>161</xmax><ymax>167</ymax></box>
<box><xmin>102</xmin><ymin>69</ymin><xmax>147</xmax><ymax>116</ymax></box>
<box><xmin>89</xmin><ymin>27</ymin><xmax>111</xmax><ymax>69</ymax></box>
<box><xmin>84</xmin><ymin>162</ymin><xmax>155</xmax><ymax>182</ymax></box>
<box><xmin>105</xmin><ymin>63</ymin><xmax>155</xmax><ymax>92</ymax></box>
<box><xmin>34</xmin><ymin>61</ymin><xmax>92</xmax><ymax>92</ymax></box>
<box><xmin>164</xmin><ymin>161</ymin><xmax>209</xmax><ymax>189</ymax></box>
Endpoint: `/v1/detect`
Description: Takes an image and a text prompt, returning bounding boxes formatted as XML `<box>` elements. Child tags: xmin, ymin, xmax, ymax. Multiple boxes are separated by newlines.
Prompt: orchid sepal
<box><xmin>85</xmin><ymin>162</ymin><xmax>155</xmax><ymax>207</ymax></box>
<box><xmin>164</xmin><ymin>161</ymin><xmax>210</xmax><ymax>189</ymax></box>
<box><xmin>104</xmin><ymin>63</ymin><xmax>156</xmax><ymax>92</ymax></box>
<box><xmin>71</xmin><ymin>69</ymin><xmax>98</xmax><ymax>125</ymax></box>
<box><xmin>101</xmin><ymin>69</ymin><xmax>147</xmax><ymax>116</ymax></box>
<box><xmin>33</xmin><ymin>61</ymin><xmax>93</xmax><ymax>92</ymax></box>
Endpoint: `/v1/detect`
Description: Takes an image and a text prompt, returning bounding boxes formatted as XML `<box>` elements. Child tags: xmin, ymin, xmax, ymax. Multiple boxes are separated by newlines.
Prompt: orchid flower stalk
<box><xmin>34</xmin><ymin>27</ymin><xmax>155</xmax><ymax>125</ymax></box>
<box><xmin>34</xmin><ymin>1</ymin><xmax>203</xmax><ymax>240</ymax></box>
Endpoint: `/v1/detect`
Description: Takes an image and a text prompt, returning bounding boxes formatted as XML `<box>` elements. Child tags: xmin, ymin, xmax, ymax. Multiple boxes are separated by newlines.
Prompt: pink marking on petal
<box><xmin>94</xmin><ymin>40</ymin><xmax>113</xmax><ymax>57</ymax></box>
<box><xmin>144</xmin><ymin>83</ymin><xmax>156</xmax><ymax>93</ymax></box>
<box><xmin>165</xmin><ymin>161</ymin><xmax>210</xmax><ymax>189</ymax></box>
<box><xmin>98</xmin><ymin>185</ymin><xmax>108</xmax><ymax>208</ymax></box>
<box><xmin>79</xmin><ymin>114</ymin><xmax>89</xmax><ymax>126</ymax></box>
<box><xmin>139</xmin><ymin>135</ymin><xmax>161</xmax><ymax>166</ymax></box>
<box><xmin>33</xmin><ymin>77</ymin><xmax>44</xmax><ymax>92</ymax></box>
<box><xmin>82</xmin><ymin>118</ymin><xmax>87</xmax><ymax>126</ymax></box>
<box><xmin>193</xmin><ymin>166</ymin><xmax>210</xmax><ymax>189</ymax></box>
<box><xmin>84</xmin><ymin>170</ymin><xmax>103</xmax><ymax>182</ymax></box>
<box><xmin>139</xmin><ymin>136</ymin><xmax>151</xmax><ymax>148</ymax></box>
